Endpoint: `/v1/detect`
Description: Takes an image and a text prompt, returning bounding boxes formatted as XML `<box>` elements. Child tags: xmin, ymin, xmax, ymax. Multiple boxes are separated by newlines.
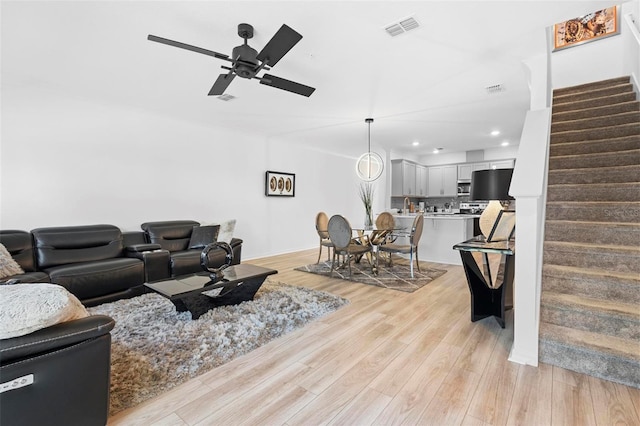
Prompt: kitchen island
<box><xmin>393</xmin><ymin>213</ymin><xmax>479</xmax><ymax>265</ymax></box>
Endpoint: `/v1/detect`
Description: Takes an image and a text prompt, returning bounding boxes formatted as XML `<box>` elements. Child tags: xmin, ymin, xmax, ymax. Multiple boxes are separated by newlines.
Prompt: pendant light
<box><xmin>355</xmin><ymin>118</ymin><xmax>384</xmax><ymax>181</ymax></box>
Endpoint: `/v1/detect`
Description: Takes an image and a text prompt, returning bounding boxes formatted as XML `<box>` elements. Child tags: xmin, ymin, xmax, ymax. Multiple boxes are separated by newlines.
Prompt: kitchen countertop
<box><xmin>394</xmin><ymin>213</ymin><xmax>480</xmax><ymax>220</ymax></box>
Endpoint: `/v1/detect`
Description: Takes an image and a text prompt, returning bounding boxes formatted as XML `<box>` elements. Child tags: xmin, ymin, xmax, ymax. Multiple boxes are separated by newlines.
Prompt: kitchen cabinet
<box><xmin>428</xmin><ymin>165</ymin><xmax>457</xmax><ymax>197</ymax></box>
<box><xmin>470</xmin><ymin>159</ymin><xmax>514</xmax><ymax>172</ymax></box>
<box><xmin>458</xmin><ymin>164</ymin><xmax>472</xmax><ymax>181</ymax></box>
<box><xmin>416</xmin><ymin>165</ymin><xmax>428</xmax><ymax>196</ymax></box>
<box><xmin>391</xmin><ymin>160</ymin><xmax>417</xmax><ymax>196</ymax></box>
<box><xmin>489</xmin><ymin>159</ymin><xmax>515</xmax><ymax>169</ymax></box>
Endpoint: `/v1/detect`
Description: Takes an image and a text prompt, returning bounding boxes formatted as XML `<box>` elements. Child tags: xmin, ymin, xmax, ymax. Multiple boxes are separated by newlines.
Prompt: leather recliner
<box><xmin>141</xmin><ymin>220</ymin><xmax>242</xmax><ymax>277</ymax></box>
<box><xmin>0</xmin><ymin>315</ymin><xmax>115</xmax><ymax>426</ymax></box>
<box><xmin>0</xmin><ymin>230</ymin><xmax>49</xmax><ymax>283</ymax></box>
<box><xmin>31</xmin><ymin>225</ymin><xmax>147</xmax><ymax>306</ymax></box>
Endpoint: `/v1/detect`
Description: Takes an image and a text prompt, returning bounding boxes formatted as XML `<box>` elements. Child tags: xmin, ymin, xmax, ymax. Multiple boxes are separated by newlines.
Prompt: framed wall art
<box><xmin>553</xmin><ymin>6</ymin><xmax>619</xmax><ymax>51</ymax></box>
<box><xmin>265</xmin><ymin>171</ymin><xmax>295</xmax><ymax>197</ymax></box>
<box><xmin>487</xmin><ymin>210</ymin><xmax>515</xmax><ymax>242</ymax></box>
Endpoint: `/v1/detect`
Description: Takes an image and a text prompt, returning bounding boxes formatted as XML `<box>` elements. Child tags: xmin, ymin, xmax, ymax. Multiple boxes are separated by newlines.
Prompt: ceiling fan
<box><xmin>148</xmin><ymin>23</ymin><xmax>315</xmax><ymax>97</ymax></box>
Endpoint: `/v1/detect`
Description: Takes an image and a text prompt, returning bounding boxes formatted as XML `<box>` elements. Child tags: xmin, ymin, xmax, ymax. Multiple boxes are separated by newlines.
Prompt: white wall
<box><xmin>0</xmin><ymin>89</ymin><xmax>382</xmax><ymax>260</ymax></box>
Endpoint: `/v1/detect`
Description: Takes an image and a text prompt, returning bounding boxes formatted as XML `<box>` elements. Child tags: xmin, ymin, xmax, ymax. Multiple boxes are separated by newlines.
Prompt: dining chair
<box><xmin>368</xmin><ymin>211</ymin><xmax>396</xmax><ymax>264</ymax></box>
<box><xmin>378</xmin><ymin>214</ymin><xmax>424</xmax><ymax>278</ymax></box>
<box><xmin>315</xmin><ymin>211</ymin><xmax>334</xmax><ymax>263</ymax></box>
<box><xmin>327</xmin><ymin>215</ymin><xmax>373</xmax><ymax>279</ymax></box>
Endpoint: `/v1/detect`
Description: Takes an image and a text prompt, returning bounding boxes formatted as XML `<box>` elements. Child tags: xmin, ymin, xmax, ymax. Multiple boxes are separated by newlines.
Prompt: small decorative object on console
<box><xmin>200</xmin><ymin>242</ymin><xmax>234</xmax><ymax>283</ymax></box>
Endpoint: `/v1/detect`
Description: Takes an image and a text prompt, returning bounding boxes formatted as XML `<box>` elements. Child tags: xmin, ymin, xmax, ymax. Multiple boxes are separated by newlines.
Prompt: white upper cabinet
<box><xmin>416</xmin><ymin>165</ymin><xmax>428</xmax><ymax>196</ymax></box>
<box><xmin>391</xmin><ymin>160</ymin><xmax>418</xmax><ymax>196</ymax></box>
<box><xmin>428</xmin><ymin>165</ymin><xmax>457</xmax><ymax>197</ymax></box>
<box><xmin>458</xmin><ymin>164</ymin><xmax>472</xmax><ymax>181</ymax></box>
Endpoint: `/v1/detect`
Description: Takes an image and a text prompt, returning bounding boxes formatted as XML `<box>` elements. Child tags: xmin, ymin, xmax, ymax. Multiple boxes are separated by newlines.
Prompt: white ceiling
<box><xmin>1</xmin><ymin>0</ymin><xmax>621</xmax><ymax>158</ymax></box>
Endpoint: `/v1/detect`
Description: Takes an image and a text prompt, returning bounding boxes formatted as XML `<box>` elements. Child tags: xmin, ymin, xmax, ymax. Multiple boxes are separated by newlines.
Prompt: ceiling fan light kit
<box><xmin>356</xmin><ymin>118</ymin><xmax>384</xmax><ymax>182</ymax></box>
<box><xmin>148</xmin><ymin>23</ymin><xmax>315</xmax><ymax>97</ymax></box>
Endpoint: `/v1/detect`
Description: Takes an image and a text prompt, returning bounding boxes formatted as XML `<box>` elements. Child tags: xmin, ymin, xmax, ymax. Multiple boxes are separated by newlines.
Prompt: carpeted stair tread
<box><xmin>551</xmin><ymin>122</ymin><xmax>640</xmax><ymax>144</ymax></box>
<box><xmin>549</xmin><ymin>135</ymin><xmax>640</xmax><ymax>157</ymax></box>
<box><xmin>542</xmin><ymin>264</ymin><xmax>640</xmax><ymax>305</ymax></box>
<box><xmin>540</xmin><ymin>293</ymin><xmax>639</xmax><ymax>342</ymax></box>
<box><xmin>552</xmin><ymin>100</ymin><xmax>639</xmax><ymax>122</ymax></box>
<box><xmin>544</xmin><ymin>220</ymin><xmax>640</xmax><ymax>246</ymax></box>
<box><xmin>552</xmin><ymin>76</ymin><xmax>630</xmax><ymax>97</ymax></box>
<box><xmin>543</xmin><ymin>240</ymin><xmax>640</xmax><ymax>274</ymax></box>
<box><xmin>539</xmin><ymin>323</ymin><xmax>640</xmax><ymax>366</ymax></box>
<box><xmin>552</xmin><ymin>91</ymin><xmax>637</xmax><ymax>113</ymax></box>
<box><xmin>548</xmin><ymin>164</ymin><xmax>640</xmax><ymax>185</ymax></box>
<box><xmin>546</xmin><ymin>201</ymin><xmax>640</xmax><ymax>223</ymax></box>
<box><xmin>539</xmin><ymin>325</ymin><xmax>640</xmax><ymax>388</ymax></box>
<box><xmin>542</xmin><ymin>292</ymin><xmax>640</xmax><ymax>323</ymax></box>
<box><xmin>553</xmin><ymin>83</ymin><xmax>634</xmax><ymax>104</ymax></box>
<box><xmin>548</xmin><ymin>148</ymin><xmax>640</xmax><ymax>169</ymax></box>
<box><xmin>551</xmin><ymin>110</ymin><xmax>640</xmax><ymax>133</ymax></box>
<box><xmin>547</xmin><ymin>182</ymin><xmax>639</xmax><ymax>202</ymax></box>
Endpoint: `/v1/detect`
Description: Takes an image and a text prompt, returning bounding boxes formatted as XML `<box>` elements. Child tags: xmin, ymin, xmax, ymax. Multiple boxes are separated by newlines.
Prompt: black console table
<box><xmin>453</xmin><ymin>237</ymin><xmax>514</xmax><ymax>328</ymax></box>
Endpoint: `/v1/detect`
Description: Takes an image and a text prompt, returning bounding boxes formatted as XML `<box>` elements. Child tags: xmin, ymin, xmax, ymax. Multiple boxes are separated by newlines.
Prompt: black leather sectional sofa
<box><xmin>0</xmin><ymin>220</ymin><xmax>242</xmax><ymax>425</ymax></box>
<box><xmin>0</xmin><ymin>220</ymin><xmax>242</xmax><ymax>306</ymax></box>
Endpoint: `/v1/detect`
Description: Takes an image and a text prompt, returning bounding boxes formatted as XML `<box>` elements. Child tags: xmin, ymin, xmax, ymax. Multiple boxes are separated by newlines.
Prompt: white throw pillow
<box><xmin>214</xmin><ymin>219</ymin><xmax>236</xmax><ymax>244</ymax></box>
<box><xmin>0</xmin><ymin>243</ymin><xmax>24</xmax><ymax>279</ymax></box>
<box><xmin>0</xmin><ymin>283</ymin><xmax>89</xmax><ymax>339</ymax></box>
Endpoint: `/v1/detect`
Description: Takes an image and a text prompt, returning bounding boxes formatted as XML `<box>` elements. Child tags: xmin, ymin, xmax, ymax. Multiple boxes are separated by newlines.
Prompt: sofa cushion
<box><xmin>0</xmin><ymin>243</ymin><xmax>25</xmax><ymax>279</ymax></box>
<box><xmin>170</xmin><ymin>250</ymin><xmax>202</xmax><ymax>276</ymax></box>
<box><xmin>0</xmin><ymin>283</ymin><xmax>89</xmax><ymax>339</ymax></box>
<box><xmin>45</xmin><ymin>258</ymin><xmax>144</xmax><ymax>301</ymax></box>
<box><xmin>216</xmin><ymin>219</ymin><xmax>236</xmax><ymax>244</ymax></box>
<box><xmin>32</xmin><ymin>225</ymin><xmax>125</xmax><ymax>269</ymax></box>
<box><xmin>189</xmin><ymin>225</ymin><xmax>220</xmax><ymax>249</ymax></box>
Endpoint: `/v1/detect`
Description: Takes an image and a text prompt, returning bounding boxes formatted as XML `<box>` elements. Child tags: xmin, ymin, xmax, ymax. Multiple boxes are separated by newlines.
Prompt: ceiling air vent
<box><xmin>384</xmin><ymin>16</ymin><xmax>420</xmax><ymax>37</ymax></box>
<box><xmin>485</xmin><ymin>84</ymin><xmax>505</xmax><ymax>95</ymax></box>
<box><xmin>217</xmin><ymin>94</ymin><xmax>236</xmax><ymax>101</ymax></box>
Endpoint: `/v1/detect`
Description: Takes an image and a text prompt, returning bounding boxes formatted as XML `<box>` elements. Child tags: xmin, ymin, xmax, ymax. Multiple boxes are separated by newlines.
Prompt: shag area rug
<box><xmin>295</xmin><ymin>260</ymin><xmax>447</xmax><ymax>292</ymax></box>
<box><xmin>87</xmin><ymin>281</ymin><xmax>348</xmax><ymax>415</ymax></box>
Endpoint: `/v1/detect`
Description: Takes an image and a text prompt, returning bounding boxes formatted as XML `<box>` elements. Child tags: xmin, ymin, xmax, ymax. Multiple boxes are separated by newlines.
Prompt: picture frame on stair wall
<box><xmin>553</xmin><ymin>5</ymin><xmax>619</xmax><ymax>51</ymax></box>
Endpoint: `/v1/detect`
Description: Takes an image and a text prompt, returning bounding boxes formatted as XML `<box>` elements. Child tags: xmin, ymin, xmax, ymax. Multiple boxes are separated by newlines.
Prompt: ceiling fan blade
<box><xmin>208</xmin><ymin>73</ymin><xmax>236</xmax><ymax>96</ymax></box>
<box><xmin>256</xmin><ymin>24</ymin><xmax>302</xmax><ymax>67</ymax></box>
<box><xmin>148</xmin><ymin>35</ymin><xmax>231</xmax><ymax>61</ymax></box>
<box><xmin>260</xmin><ymin>74</ymin><xmax>315</xmax><ymax>97</ymax></box>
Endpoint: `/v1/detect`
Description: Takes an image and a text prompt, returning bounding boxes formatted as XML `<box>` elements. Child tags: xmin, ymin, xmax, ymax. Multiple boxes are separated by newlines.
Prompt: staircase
<box><xmin>539</xmin><ymin>76</ymin><xmax>640</xmax><ymax>388</ymax></box>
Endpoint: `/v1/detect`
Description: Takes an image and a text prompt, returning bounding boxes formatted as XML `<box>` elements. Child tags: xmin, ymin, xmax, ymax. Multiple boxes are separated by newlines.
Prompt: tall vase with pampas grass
<box><xmin>359</xmin><ymin>183</ymin><xmax>374</xmax><ymax>230</ymax></box>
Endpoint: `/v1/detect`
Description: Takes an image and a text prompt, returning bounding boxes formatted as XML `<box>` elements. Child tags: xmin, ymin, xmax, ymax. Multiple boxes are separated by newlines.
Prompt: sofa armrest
<box><xmin>0</xmin><ymin>315</ymin><xmax>115</xmax><ymax>364</ymax></box>
<box><xmin>125</xmin><ymin>243</ymin><xmax>162</xmax><ymax>253</ymax></box>
<box><xmin>126</xmin><ymin>249</ymin><xmax>171</xmax><ymax>282</ymax></box>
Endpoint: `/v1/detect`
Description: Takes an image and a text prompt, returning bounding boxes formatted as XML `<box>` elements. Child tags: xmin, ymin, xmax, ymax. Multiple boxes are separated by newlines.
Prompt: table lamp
<box><xmin>470</xmin><ymin>168</ymin><xmax>514</xmax><ymax>239</ymax></box>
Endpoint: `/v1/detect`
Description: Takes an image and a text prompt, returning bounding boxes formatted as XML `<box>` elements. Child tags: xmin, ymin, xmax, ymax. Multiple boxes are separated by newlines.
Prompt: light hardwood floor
<box><xmin>108</xmin><ymin>249</ymin><xmax>640</xmax><ymax>426</ymax></box>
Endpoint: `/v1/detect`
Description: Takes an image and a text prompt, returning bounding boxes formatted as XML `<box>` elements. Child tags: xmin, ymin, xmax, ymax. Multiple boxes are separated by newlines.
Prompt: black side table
<box><xmin>453</xmin><ymin>236</ymin><xmax>514</xmax><ymax>328</ymax></box>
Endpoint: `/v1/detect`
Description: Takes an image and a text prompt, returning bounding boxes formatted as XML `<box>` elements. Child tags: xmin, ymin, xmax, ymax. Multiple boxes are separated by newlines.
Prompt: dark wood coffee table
<box><xmin>144</xmin><ymin>264</ymin><xmax>278</xmax><ymax>319</ymax></box>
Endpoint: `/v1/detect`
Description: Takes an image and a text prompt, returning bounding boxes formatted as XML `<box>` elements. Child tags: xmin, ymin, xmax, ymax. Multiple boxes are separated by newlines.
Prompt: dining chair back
<box><xmin>327</xmin><ymin>215</ymin><xmax>372</xmax><ymax>278</ymax></box>
<box><xmin>315</xmin><ymin>211</ymin><xmax>334</xmax><ymax>263</ymax></box>
<box><xmin>378</xmin><ymin>214</ymin><xmax>424</xmax><ymax>278</ymax></box>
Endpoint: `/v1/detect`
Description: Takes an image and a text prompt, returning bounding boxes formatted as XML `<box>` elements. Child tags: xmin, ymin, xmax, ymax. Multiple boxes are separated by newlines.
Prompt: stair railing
<box><xmin>623</xmin><ymin>12</ymin><xmax>640</xmax><ymax>96</ymax></box>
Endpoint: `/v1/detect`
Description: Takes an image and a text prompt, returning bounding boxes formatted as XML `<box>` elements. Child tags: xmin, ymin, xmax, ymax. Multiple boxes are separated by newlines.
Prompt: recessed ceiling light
<box><xmin>433</xmin><ymin>147</ymin><xmax>443</xmax><ymax>154</ymax></box>
<box><xmin>412</xmin><ymin>141</ymin><xmax>420</xmax><ymax>146</ymax></box>
<box><xmin>501</xmin><ymin>141</ymin><xmax>509</xmax><ymax>146</ymax></box>
<box><xmin>490</xmin><ymin>130</ymin><xmax>500</xmax><ymax>136</ymax></box>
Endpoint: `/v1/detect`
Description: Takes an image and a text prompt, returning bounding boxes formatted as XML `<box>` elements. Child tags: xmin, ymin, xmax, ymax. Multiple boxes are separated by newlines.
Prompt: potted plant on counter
<box><xmin>359</xmin><ymin>183</ymin><xmax>374</xmax><ymax>230</ymax></box>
